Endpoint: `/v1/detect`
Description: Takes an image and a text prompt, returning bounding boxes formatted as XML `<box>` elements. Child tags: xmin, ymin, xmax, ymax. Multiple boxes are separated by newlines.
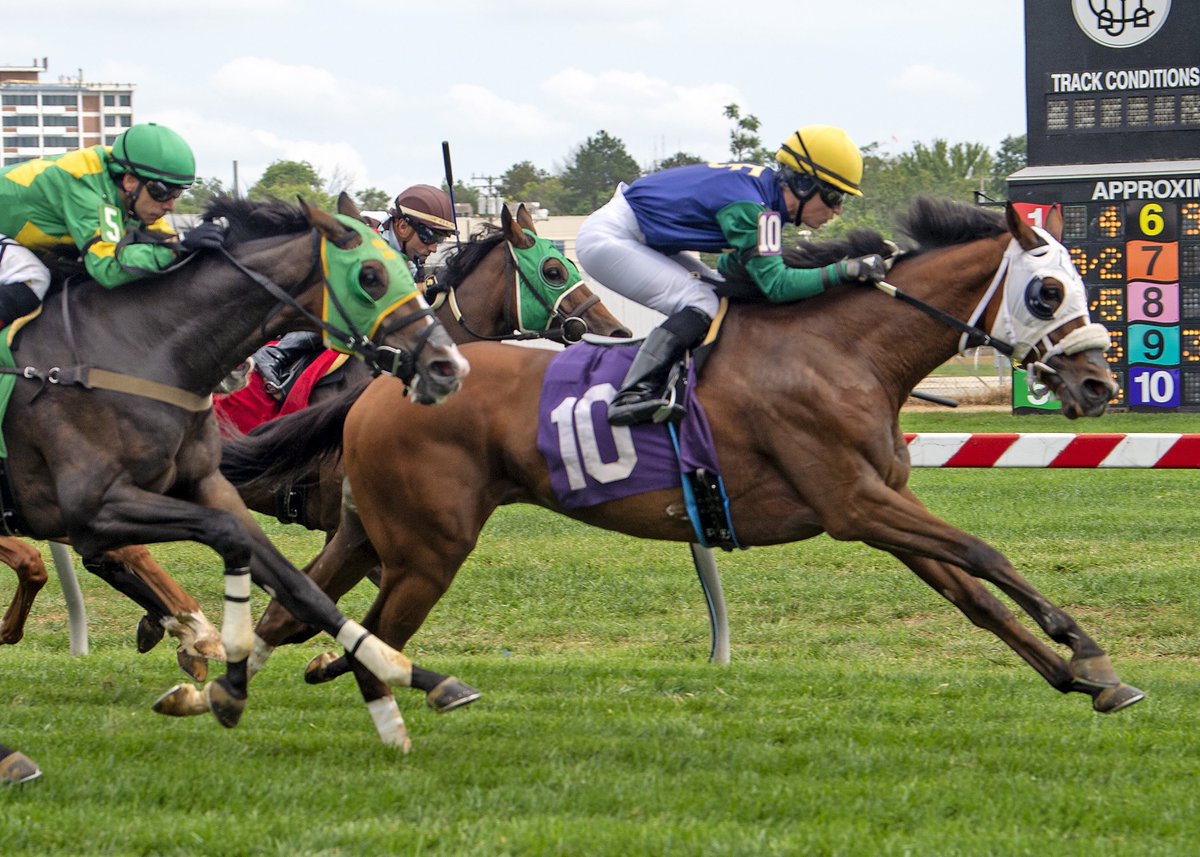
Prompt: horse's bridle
<box><xmin>424</xmin><ymin>240</ymin><xmax>596</xmax><ymax>344</ymax></box>
<box><xmin>876</xmin><ymin>239</ymin><xmax>1108</xmax><ymax>391</ymax></box>
<box><xmin>214</xmin><ymin>233</ymin><xmax>438</xmax><ymax>383</ymax></box>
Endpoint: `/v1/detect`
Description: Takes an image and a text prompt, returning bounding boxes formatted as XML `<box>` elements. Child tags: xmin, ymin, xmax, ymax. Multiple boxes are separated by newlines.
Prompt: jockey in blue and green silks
<box><xmin>0</xmin><ymin>122</ymin><xmax>206</xmax><ymax>326</ymax></box>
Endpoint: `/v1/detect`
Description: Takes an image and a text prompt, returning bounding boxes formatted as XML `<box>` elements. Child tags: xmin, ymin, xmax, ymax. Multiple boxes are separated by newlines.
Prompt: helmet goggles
<box><xmin>403</xmin><ymin>215</ymin><xmax>454</xmax><ymax>246</ymax></box>
<box><xmin>142</xmin><ymin>179</ymin><xmax>189</xmax><ymax>202</ymax></box>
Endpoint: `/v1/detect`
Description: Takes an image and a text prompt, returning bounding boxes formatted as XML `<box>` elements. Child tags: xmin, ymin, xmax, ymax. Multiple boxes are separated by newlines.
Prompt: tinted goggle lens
<box><xmin>818</xmin><ymin>183</ymin><xmax>845</xmax><ymax>209</ymax></box>
<box><xmin>405</xmin><ymin>216</ymin><xmax>453</xmax><ymax>245</ymax></box>
<box><xmin>143</xmin><ymin>179</ymin><xmax>188</xmax><ymax>202</ymax></box>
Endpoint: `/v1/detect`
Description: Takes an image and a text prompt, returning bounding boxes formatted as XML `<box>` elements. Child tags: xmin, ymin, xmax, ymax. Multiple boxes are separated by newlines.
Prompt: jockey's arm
<box><xmin>58</xmin><ymin>173</ymin><xmax>178</xmax><ymax>288</ymax></box>
<box><xmin>714</xmin><ymin>201</ymin><xmax>843</xmax><ymax>303</ymax></box>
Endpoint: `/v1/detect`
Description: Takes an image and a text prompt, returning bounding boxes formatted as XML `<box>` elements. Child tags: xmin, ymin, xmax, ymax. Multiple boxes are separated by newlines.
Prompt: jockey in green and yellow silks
<box><xmin>0</xmin><ymin>122</ymin><xmax>205</xmax><ymax>326</ymax></box>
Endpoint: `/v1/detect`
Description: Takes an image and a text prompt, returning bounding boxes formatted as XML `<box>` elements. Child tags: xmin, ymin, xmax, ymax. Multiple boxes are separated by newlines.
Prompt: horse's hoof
<box><xmin>426</xmin><ymin>676</ymin><xmax>482</xmax><ymax>714</ymax></box>
<box><xmin>0</xmin><ymin>750</ymin><xmax>42</xmax><ymax>785</ymax></box>
<box><xmin>207</xmin><ymin>677</ymin><xmax>247</xmax><ymax>729</ymax></box>
<box><xmin>1070</xmin><ymin>653</ymin><xmax>1120</xmax><ymax>689</ymax></box>
<box><xmin>188</xmin><ymin>636</ymin><xmax>226</xmax><ymax>662</ymax></box>
<box><xmin>1093</xmin><ymin>683</ymin><xmax>1146</xmax><ymax>714</ymax></box>
<box><xmin>177</xmin><ymin>649</ymin><xmax>208</xmax><ymax>682</ymax></box>
<box><xmin>152</xmin><ymin>683</ymin><xmax>209</xmax><ymax>718</ymax></box>
<box><xmin>304</xmin><ymin>651</ymin><xmax>340</xmax><ymax>685</ymax></box>
<box><xmin>136</xmin><ymin>615</ymin><xmax>165</xmax><ymax>653</ymax></box>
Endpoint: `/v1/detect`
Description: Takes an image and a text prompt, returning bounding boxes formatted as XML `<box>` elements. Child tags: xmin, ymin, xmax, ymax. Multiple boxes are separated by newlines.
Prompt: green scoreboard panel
<box><xmin>1008</xmin><ymin>176</ymin><xmax>1200</xmax><ymax>410</ymax></box>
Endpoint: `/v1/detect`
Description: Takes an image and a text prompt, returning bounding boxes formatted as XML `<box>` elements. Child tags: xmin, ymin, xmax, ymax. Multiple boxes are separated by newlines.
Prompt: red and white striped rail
<box><xmin>903</xmin><ymin>434</ymin><xmax>1200</xmax><ymax>468</ymax></box>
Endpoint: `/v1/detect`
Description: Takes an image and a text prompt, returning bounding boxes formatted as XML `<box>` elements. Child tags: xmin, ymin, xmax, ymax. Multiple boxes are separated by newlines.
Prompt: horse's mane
<box><xmin>436</xmin><ymin>225</ymin><xmax>507</xmax><ymax>288</ymax></box>
<box><xmin>204</xmin><ymin>195</ymin><xmax>311</xmax><ymax>244</ymax></box>
<box><xmin>895</xmin><ymin>196</ymin><xmax>1006</xmax><ymax>253</ymax></box>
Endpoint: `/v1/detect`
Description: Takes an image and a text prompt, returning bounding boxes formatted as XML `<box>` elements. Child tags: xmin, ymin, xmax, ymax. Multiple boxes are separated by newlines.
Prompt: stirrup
<box><xmin>608</xmin><ymin>370</ymin><xmax>685</xmax><ymax>427</ymax></box>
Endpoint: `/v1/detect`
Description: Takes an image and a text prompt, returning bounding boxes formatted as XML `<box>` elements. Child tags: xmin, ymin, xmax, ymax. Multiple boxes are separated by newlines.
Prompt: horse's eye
<box><xmin>542</xmin><ymin>261</ymin><xmax>566</xmax><ymax>284</ymax></box>
<box><xmin>359</xmin><ymin>264</ymin><xmax>388</xmax><ymax>301</ymax></box>
<box><xmin>1024</xmin><ymin>276</ymin><xmax>1062</xmax><ymax>320</ymax></box>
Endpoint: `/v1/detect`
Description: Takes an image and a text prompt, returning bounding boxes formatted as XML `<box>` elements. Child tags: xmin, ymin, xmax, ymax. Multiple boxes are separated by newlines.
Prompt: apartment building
<box><xmin>1</xmin><ymin>58</ymin><xmax>134</xmax><ymax>166</ymax></box>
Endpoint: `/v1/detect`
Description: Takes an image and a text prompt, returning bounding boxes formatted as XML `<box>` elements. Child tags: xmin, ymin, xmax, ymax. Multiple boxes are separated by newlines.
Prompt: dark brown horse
<box><xmin>1</xmin><ymin>191</ymin><xmax>470</xmax><ymax>735</ymax></box>
<box><xmin>233</xmin><ymin>199</ymin><xmax>1143</xmax><ymax>747</ymax></box>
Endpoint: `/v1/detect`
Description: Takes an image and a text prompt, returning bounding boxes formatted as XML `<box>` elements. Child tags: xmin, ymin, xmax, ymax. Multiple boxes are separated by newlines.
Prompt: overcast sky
<box><xmin>11</xmin><ymin>0</ymin><xmax>1026</xmax><ymax>198</ymax></box>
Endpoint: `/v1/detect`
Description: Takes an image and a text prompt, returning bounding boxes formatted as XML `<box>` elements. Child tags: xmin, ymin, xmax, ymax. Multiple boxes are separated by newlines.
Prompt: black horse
<box><xmin>1</xmin><ymin>193</ymin><xmax>469</xmax><ymax>735</ymax></box>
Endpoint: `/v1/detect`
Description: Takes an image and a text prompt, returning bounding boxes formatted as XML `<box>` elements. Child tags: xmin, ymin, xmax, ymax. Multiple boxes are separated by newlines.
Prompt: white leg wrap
<box><xmin>246</xmin><ymin>634</ymin><xmax>274</xmax><ymax>680</ymax></box>
<box><xmin>336</xmin><ymin>620</ymin><xmax>413</xmax><ymax>687</ymax></box>
<box><xmin>222</xmin><ymin>568</ymin><xmax>253</xmax><ymax>664</ymax></box>
<box><xmin>366</xmin><ymin>695</ymin><xmax>411</xmax><ymax>752</ymax></box>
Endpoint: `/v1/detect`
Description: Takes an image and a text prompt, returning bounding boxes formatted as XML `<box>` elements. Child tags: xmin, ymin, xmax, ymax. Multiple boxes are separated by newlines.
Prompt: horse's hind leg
<box><xmin>893</xmin><ymin>553</ymin><xmax>1077</xmax><ymax>692</ymax></box>
<box><xmin>90</xmin><ymin>546</ymin><xmax>224</xmax><ymax>679</ymax></box>
<box><xmin>0</xmin><ymin>538</ymin><xmax>47</xmax><ymax>644</ymax></box>
<box><xmin>826</xmin><ymin>483</ymin><xmax>1142</xmax><ymax>711</ymax></box>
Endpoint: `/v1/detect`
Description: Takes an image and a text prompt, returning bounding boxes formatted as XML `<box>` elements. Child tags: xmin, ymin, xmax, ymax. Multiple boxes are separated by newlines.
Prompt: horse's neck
<box><xmin>32</xmin><ymin>232</ymin><xmax>318</xmax><ymax>393</ymax></box>
<box><xmin>439</xmin><ymin>242</ymin><xmax>511</xmax><ymax>343</ymax></box>
<box><xmin>872</xmin><ymin>237</ymin><xmax>1009</xmax><ymax>389</ymax></box>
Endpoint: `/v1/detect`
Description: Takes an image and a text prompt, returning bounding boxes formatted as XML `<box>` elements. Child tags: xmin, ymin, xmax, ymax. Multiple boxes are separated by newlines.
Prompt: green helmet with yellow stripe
<box><xmin>110</xmin><ymin>123</ymin><xmax>196</xmax><ymax>187</ymax></box>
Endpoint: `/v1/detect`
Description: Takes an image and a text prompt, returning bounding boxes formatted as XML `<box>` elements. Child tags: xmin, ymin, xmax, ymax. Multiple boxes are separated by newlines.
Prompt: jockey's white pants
<box><xmin>575</xmin><ymin>184</ymin><xmax>721</xmax><ymax>321</ymax></box>
<box><xmin>0</xmin><ymin>234</ymin><xmax>51</xmax><ymax>298</ymax></box>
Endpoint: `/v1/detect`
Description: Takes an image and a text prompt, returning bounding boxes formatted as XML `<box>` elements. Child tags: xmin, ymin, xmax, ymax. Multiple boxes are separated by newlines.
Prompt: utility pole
<box><xmin>470</xmin><ymin>173</ymin><xmax>501</xmax><ymax>220</ymax></box>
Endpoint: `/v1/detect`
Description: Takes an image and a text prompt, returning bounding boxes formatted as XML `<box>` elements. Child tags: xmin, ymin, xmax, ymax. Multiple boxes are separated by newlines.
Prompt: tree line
<box><xmin>176</xmin><ymin>103</ymin><xmax>1027</xmax><ymax>238</ymax></box>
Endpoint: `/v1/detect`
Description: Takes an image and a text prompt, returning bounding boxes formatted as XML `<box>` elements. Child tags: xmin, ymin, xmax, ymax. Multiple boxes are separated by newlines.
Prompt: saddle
<box><xmin>575</xmin><ymin>305</ymin><xmax>738</xmax><ymax>550</ymax></box>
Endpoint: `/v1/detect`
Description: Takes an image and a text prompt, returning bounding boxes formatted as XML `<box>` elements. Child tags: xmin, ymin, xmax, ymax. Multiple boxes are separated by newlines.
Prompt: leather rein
<box><xmin>0</xmin><ymin>230</ymin><xmax>435</xmax><ymax>412</ymax></box>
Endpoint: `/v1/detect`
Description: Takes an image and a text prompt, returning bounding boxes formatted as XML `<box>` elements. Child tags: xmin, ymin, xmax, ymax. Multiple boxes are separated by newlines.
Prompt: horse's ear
<box><xmin>1043</xmin><ymin>204</ymin><xmax>1064</xmax><ymax>242</ymax></box>
<box><xmin>501</xmin><ymin>204</ymin><xmax>534</xmax><ymax>249</ymax></box>
<box><xmin>337</xmin><ymin>191</ymin><xmax>364</xmax><ymax>223</ymax></box>
<box><xmin>1006</xmin><ymin>201</ymin><xmax>1047</xmax><ymax>252</ymax></box>
<box><xmin>300</xmin><ymin>196</ymin><xmax>359</xmax><ymax>247</ymax></box>
<box><xmin>515</xmin><ymin>203</ymin><xmax>537</xmax><ymax>235</ymax></box>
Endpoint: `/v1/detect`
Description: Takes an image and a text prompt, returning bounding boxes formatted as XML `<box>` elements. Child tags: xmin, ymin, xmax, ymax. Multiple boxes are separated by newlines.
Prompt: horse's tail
<box><xmin>219</xmin><ymin>379</ymin><xmax>370</xmax><ymax>489</ymax></box>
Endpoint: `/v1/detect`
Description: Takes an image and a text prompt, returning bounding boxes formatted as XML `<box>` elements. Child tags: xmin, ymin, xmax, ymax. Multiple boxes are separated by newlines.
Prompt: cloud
<box><xmin>887</xmin><ymin>64</ymin><xmax>982</xmax><ymax>99</ymax></box>
<box><xmin>211</xmin><ymin>57</ymin><xmax>341</xmax><ymax>111</ymax></box>
<box><xmin>541</xmin><ymin>68</ymin><xmax>742</xmax><ymax>159</ymax></box>
<box><xmin>439</xmin><ymin>84</ymin><xmax>572</xmax><ymax>142</ymax></box>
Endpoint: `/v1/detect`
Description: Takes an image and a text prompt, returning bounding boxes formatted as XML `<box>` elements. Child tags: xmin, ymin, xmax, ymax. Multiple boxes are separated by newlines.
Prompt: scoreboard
<box><xmin>1007</xmin><ymin>182</ymin><xmax>1200</xmax><ymax>410</ymax></box>
<box><xmin>1009</xmin><ymin>1</ymin><xmax>1200</xmax><ymax>412</ymax></box>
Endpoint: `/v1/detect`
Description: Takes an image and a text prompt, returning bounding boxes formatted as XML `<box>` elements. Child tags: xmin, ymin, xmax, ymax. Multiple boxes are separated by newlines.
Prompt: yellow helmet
<box><xmin>776</xmin><ymin>126</ymin><xmax>864</xmax><ymax>197</ymax></box>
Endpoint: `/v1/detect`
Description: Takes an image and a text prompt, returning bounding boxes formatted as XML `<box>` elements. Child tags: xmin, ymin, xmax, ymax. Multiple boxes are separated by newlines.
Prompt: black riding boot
<box><xmin>608</xmin><ymin>307</ymin><xmax>711</xmax><ymax>426</ymax></box>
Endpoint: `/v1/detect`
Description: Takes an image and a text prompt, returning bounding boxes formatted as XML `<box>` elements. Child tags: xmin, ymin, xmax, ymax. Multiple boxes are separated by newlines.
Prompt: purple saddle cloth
<box><xmin>537</xmin><ymin>343</ymin><xmax>721</xmax><ymax>510</ymax></box>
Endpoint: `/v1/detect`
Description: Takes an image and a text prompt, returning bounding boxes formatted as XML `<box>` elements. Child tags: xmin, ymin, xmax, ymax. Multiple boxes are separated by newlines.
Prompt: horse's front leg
<box><xmin>63</xmin><ymin>477</ymin><xmax>263</xmax><ymax>727</ymax></box>
<box><xmin>341</xmin><ymin>554</ymin><xmax>478</xmax><ymax>752</ymax></box>
<box><xmin>890</xmin><ymin>552</ymin><xmax>1143</xmax><ymax>713</ymax></box>
<box><xmin>0</xmin><ymin>537</ymin><xmax>47</xmax><ymax>644</ymax></box>
<box><xmin>249</xmin><ymin>486</ymin><xmax>381</xmax><ymax>678</ymax></box>
<box><xmin>190</xmin><ymin>474</ymin><xmax>416</xmax><ymax>700</ymax></box>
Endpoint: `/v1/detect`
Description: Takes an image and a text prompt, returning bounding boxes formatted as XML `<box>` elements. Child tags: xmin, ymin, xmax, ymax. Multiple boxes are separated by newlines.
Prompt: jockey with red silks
<box><xmin>0</xmin><ymin>122</ymin><xmax>220</xmax><ymax>328</ymax></box>
<box><xmin>576</xmin><ymin>125</ymin><xmax>888</xmax><ymax>426</ymax></box>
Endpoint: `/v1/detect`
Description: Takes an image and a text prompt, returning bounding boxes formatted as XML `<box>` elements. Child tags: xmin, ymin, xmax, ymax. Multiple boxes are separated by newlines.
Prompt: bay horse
<box><xmin>234</xmin><ymin>199</ymin><xmax>1142</xmax><ymax>747</ymax></box>
<box><xmin>225</xmin><ymin>203</ymin><xmax>630</xmax><ymax>534</ymax></box>
<box><xmin>0</xmin><ymin>191</ymin><xmax>471</xmax><ymax>734</ymax></box>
